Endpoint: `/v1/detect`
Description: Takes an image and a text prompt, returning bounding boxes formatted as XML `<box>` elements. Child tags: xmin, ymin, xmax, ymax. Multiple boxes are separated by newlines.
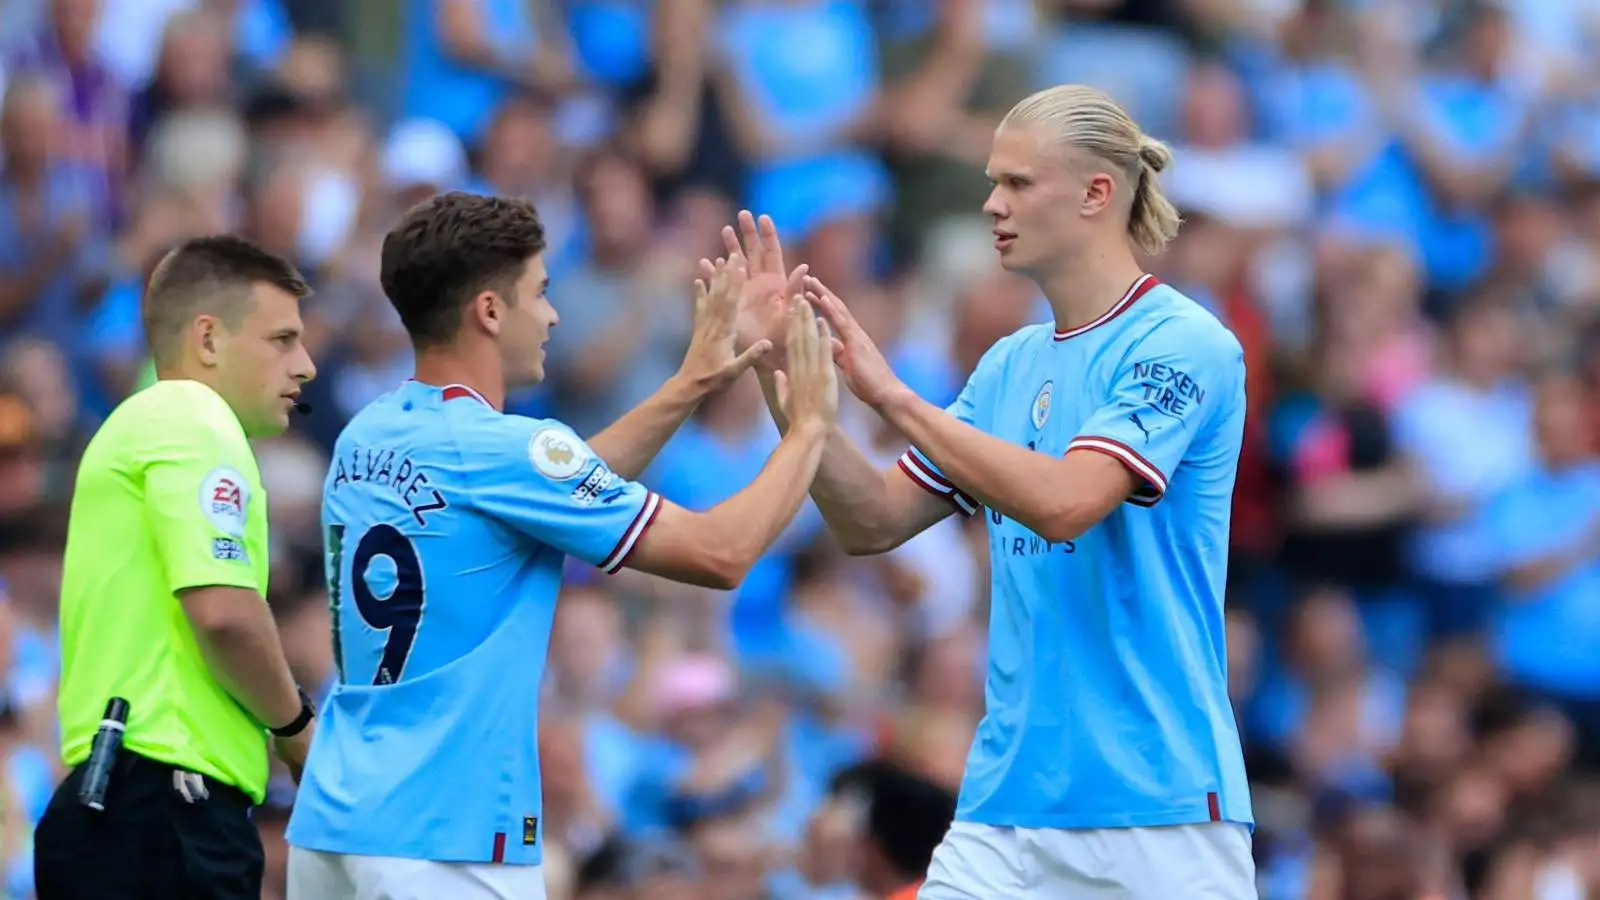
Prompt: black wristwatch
<box><xmin>270</xmin><ymin>688</ymin><xmax>315</xmax><ymax>738</ymax></box>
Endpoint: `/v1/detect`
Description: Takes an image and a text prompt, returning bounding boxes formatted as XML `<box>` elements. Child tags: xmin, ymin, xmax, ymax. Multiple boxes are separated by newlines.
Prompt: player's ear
<box><xmin>471</xmin><ymin>290</ymin><xmax>503</xmax><ymax>338</ymax></box>
<box><xmin>1080</xmin><ymin>170</ymin><xmax>1117</xmax><ymax>218</ymax></box>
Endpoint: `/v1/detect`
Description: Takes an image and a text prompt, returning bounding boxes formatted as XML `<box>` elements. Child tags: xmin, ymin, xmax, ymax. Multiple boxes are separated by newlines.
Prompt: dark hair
<box><xmin>866</xmin><ymin>766</ymin><xmax>957</xmax><ymax>878</ymax></box>
<box><xmin>142</xmin><ymin>234</ymin><xmax>311</xmax><ymax>366</ymax></box>
<box><xmin>827</xmin><ymin>758</ymin><xmax>957</xmax><ymax>880</ymax></box>
<box><xmin>379</xmin><ymin>192</ymin><xmax>547</xmax><ymax>348</ymax></box>
<box><xmin>240</xmin><ymin>80</ymin><xmax>306</xmax><ymax>129</ymax></box>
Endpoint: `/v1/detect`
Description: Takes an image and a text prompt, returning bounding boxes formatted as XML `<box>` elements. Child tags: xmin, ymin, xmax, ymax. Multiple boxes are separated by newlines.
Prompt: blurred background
<box><xmin>0</xmin><ymin>0</ymin><xmax>1599</xmax><ymax>897</ymax></box>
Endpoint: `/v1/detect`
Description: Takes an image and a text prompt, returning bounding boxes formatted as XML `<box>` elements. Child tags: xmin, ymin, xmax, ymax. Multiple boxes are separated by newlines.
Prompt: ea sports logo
<box><xmin>211</xmin><ymin>479</ymin><xmax>242</xmax><ymax>515</ymax></box>
<box><xmin>199</xmin><ymin>466</ymin><xmax>250</xmax><ymax>537</ymax></box>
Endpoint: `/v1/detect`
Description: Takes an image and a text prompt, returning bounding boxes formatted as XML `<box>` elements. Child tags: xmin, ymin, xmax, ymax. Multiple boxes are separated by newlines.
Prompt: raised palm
<box><xmin>679</xmin><ymin>257</ymin><xmax>773</xmax><ymax>393</ymax></box>
<box><xmin>702</xmin><ymin>211</ymin><xmax>806</xmax><ymax>372</ymax></box>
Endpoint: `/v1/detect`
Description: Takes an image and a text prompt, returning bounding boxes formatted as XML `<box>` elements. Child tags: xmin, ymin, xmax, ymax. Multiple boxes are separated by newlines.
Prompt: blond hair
<box><xmin>999</xmin><ymin>85</ymin><xmax>1181</xmax><ymax>255</ymax></box>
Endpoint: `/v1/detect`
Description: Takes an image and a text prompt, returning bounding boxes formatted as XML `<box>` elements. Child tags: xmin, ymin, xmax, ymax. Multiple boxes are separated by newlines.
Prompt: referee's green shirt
<box><xmin>57</xmin><ymin>380</ymin><xmax>274</xmax><ymax>803</ymax></box>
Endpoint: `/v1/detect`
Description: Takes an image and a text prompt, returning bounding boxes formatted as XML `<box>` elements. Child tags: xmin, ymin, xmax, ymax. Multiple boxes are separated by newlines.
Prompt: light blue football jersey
<box><xmin>897</xmin><ymin>275</ymin><xmax>1253</xmax><ymax>830</ymax></box>
<box><xmin>286</xmin><ymin>381</ymin><xmax>661</xmax><ymax>865</ymax></box>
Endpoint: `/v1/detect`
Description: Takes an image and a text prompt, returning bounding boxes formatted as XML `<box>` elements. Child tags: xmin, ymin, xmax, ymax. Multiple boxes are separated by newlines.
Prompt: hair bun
<box><xmin>1137</xmin><ymin>138</ymin><xmax>1173</xmax><ymax>174</ymax></box>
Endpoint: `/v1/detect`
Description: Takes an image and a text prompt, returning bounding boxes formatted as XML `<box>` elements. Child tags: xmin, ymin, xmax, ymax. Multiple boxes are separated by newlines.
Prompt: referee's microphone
<box><xmin>78</xmin><ymin>697</ymin><xmax>129</xmax><ymax>811</ymax></box>
<box><xmin>292</xmin><ymin>400</ymin><xmax>314</xmax><ymax>415</ymax></box>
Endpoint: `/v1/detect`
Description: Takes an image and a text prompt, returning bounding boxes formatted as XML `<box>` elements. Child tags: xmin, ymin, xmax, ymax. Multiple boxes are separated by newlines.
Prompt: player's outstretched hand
<box><xmin>774</xmin><ymin>296</ymin><xmax>838</xmax><ymax>432</ymax></box>
<box><xmin>706</xmin><ymin>210</ymin><xmax>807</xmax><ymax>372</ymax></box>
<box><xmin>679</xmin><ymin>255</ymin><xmax>774</xmax><ymax>393</ymax></box>
<box><xmin>804</xmin><ymin>275</ymin><xmax>905</xmax><ymax>410</ymax></box>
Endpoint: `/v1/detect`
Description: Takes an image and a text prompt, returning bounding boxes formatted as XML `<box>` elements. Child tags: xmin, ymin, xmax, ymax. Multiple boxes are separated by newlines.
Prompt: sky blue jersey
<box><xmin>898</xmin><ymin>275</ymin><xmax>1253</xmax><ymax>830</ymax></box>
<box><xmin>286</xmin><ymin>381</ymin><xmax>661</xmax><ymax>865</ymax></box>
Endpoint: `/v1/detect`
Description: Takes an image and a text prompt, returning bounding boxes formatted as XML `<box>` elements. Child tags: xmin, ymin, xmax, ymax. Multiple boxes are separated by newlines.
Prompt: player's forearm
<box><xmin>756</xmin><ymin>369</ymin><xmax>903</xmax><ymax>552</ymax></box>
<box><xmin>878</xmin><ymin>387</ymin><xmax>1090</xmax><ymax>543</ymax></box>
<box><xmin>182</xmin><ymin>589</ymin><xmax>304</xmax><ymax>730</ymax></box>
<box><xmin>701</xmin><ymin>421</ymin><xmax>827</xmax><ymax>582</ymax></box>
<box><xmin>586</xmin><ymin>374</ymin><xmax>705</xmax><ymax>479</ymax></box>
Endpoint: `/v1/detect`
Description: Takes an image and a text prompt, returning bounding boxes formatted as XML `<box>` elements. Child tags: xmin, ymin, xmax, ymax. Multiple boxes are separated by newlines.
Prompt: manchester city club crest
<box><xmin>1031</xmin><ymin>381</ymin><xmax>1053</xmax><ymax>430</ymax></box>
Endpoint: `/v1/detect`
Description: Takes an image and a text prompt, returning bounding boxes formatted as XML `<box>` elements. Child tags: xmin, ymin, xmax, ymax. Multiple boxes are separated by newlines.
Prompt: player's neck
<box><xmin>1038</xmin><ymin>244</ymin><xmax>1146</xmax><ymax>336</ymax></box>
<box><xmin>412</xmin><ymin>351</ymin><xmax>506</xmax><ymax>411</ymax></box>
<box><xmin>156</xmin><ymin>361</ymin><xmax>221</xmax><ymax>394</ymax></box>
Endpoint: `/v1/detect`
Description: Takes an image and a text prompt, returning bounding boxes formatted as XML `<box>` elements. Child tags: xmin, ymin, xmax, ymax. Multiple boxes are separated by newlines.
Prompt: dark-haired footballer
<box><xmin>285</xmin><ymin>192</ymin><xmax>841</xmax><ymax>899</ymax></box>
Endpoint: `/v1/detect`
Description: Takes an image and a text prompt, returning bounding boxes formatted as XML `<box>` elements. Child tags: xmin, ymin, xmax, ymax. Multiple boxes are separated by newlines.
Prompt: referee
<box><xmin>35</xmin><ymin>236</ymin><xmax>320</xmax><ymax>899</ymax></box>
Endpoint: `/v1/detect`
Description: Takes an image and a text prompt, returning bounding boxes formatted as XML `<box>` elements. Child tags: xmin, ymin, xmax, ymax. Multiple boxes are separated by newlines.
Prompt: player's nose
<box><xmin>982</xmin><ymin>190</ymin><xmax>1007</xmax><ymax>219</ymax></box>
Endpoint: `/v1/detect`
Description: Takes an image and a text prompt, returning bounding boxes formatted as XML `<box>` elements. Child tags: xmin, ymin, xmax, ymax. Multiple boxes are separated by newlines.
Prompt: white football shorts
<box><xmin>918</xmin><ymin>820</ymin><xmax>1256</xmax><ymax>899</ymax></box>
<box><xmin>286</xmin><ymin>846</ymin><xmax>547</xmax><ymax>900</ymax></box>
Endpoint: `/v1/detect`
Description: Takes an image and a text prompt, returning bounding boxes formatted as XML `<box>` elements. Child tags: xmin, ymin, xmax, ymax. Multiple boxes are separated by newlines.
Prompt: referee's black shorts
<box><xmin>34</xmin><ymin>751</ymin><xmax>264</xmax><ymax>900</ymax></box>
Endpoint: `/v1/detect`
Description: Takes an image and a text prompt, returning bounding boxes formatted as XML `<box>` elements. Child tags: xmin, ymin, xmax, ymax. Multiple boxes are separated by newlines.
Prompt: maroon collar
<box><xmin>1053</xmin><ymin>274</ymin><xmax>1159</xmax><ymax>342</ymax></box>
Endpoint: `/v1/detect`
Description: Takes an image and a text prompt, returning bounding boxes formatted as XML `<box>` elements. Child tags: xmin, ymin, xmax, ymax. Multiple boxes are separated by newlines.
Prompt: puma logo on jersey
<box><xmin>1128</xmin><ymin>412</ymin><xmax>1152</xmax><ymax>443</ymax></box>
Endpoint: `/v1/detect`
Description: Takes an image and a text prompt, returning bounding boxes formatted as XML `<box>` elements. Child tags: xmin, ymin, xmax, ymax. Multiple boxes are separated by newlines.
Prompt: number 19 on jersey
<box><xmin>325</xmin><ymin>523</ymin><xmax>429</xmax><ymax>686</ymax></box>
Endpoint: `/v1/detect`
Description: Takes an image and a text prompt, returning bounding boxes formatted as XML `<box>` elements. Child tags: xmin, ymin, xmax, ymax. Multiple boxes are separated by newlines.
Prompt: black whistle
<box><xmin>77</xmin><ymin>697</ymin><xmax>129</xmax><ymax>811</ymax></box>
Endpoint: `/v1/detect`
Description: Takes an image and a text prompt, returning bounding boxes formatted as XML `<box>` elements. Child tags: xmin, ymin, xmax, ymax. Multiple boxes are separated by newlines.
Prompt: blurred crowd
<box><xmin>0</xmin><ymin>0</ymin><xmax>1599</xmax><ymax>898</ymax></box>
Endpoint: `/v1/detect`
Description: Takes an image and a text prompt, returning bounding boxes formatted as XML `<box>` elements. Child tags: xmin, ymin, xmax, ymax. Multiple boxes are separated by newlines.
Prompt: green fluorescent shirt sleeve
<box><xmin>143</xmin><ymin>409</ymin><xmax>262</xmax><ymax>594</ymax></box>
